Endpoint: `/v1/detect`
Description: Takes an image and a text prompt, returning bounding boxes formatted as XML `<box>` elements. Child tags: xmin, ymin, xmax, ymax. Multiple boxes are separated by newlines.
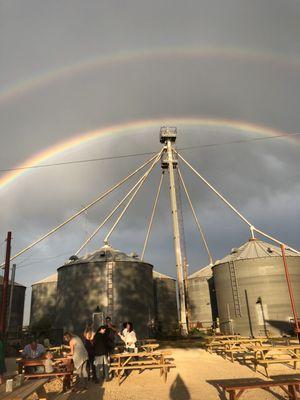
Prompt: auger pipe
<box><xmin>104</xmin><ymin>152</ymin><xmax>162</xmax><ymax>245</ymax></box>
<box><xmin>76</xmin><ymin>150</ymin><xmax>164</xmax><ymax>255</ymax></box>
<box><xmin>141</xmin><ymin>172</ymin><xmax>164</xmax><ymax>260</ymax></box>
<box><xmin>177</xmin><ymin>167</ymin><xmax>213</xmax><ymax>265</ymax></box>
<box><xmin>2</xmin><ymin>152</ymin><xmax>161</xmax><ymax>266</ymax></box>
<box><xmin>177</xmin><ymin>151</ymin><xmax>300</xmax><ymax>255</ymax></box>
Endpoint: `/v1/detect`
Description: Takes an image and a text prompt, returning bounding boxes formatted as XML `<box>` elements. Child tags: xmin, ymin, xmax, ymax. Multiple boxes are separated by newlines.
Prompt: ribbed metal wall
<box><xmin>55</xmin><ymin>246</ymin><xmax>154</xmax><ymax>338</ymax></box>
<box><xmin>213</xmin><ymin>240</ymin><xmax>300</xmax><ymax>337</ymax></box>
<box><xmin>0</xmin><ymin>280</ymin><xmax>25</xmax><ymax>333</ymax></box>
<box><xmin>30</xmin><ymin>275</ymin><xmax>57</xmax><ymax>326</ymax></box>
<box><xmin>188</xmin><ymin>266</ymin><xmax>217</xmax><ymax>329</ymax></box>
<box><xmin>153</xmin><ymin>271</ymin><xmax>178</xmax><ymax>335</ymax></box>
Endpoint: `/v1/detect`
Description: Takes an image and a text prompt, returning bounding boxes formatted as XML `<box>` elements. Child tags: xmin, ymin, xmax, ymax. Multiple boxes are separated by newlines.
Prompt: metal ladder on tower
<box><xmin>107</xmin><ymin>262</ymin><xmax>114</xmax><ymax>316</ymax></box>
<box><xmin>229</xmin><ymin>261</ymin><xmax>242</xmax><ymax>318</ymax></box>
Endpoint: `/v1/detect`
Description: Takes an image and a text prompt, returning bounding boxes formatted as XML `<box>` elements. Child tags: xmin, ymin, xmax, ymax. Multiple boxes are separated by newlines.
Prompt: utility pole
<box><xmin>160</xmin><ymin>127</ymin><xmax>188</xmax><ymax>334</ymax></box>
<box><xmin>7</xmin><ymin>263</ymin><xmax>16</xmax><ymax>334</ymax></box>
<box><xmin>0</xmin><ymin>232</ymin><xmax>12</xmax><ymax>333</ymax></box>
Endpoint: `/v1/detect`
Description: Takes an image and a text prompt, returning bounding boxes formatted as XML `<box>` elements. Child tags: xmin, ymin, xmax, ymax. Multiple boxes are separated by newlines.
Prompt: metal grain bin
<box><xmin>30</xmin><ymin>273</ymin><xmax>57</xmax><ymax>326</ymax></box>
<box><xmin>153</xmin><ymin>271</ymin><xmax>178</xmax><ymax>335</ymax></box>
<box><xmin>56</xmin><ymin>245</ymin><xmax>154</xmax><ymax>338</ymax></box>
<box><xmin>213</xmin><ymin>239</ymin><xmax>300</xmax><ymax>337</ymax></box>
<box><xmin>188</xmin><ymin>266</ymin><xmax>217</xmax><ymax>329</ymax></box>
<box><xmin>0</xmin><ymin>277</ymin><xmax>26</xmax><ymax>334</ymax></box>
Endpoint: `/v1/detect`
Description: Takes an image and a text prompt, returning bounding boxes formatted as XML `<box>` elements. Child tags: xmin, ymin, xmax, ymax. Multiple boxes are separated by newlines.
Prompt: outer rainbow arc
<box><xmin>1</xmin><ymin>46</ymin><xmax>300</xmax><ymax>104</ymax></box>
<box><xmin>0</xmin><ymin>117</ymin><xmax>295</xmax><ymax>192</ymax></box>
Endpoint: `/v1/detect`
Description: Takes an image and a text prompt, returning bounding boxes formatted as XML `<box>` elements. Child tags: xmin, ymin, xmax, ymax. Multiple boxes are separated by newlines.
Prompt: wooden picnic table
<box><xmin>110</xmin><ymin>350</ymin><xmax>175</xmax><ymax>386</ymax></box>
<box><xmin>16</xmin><ymin>357</ymin><xmax>73</xmax><ymax>391</ymax></box>
<box><xmin>140</xmin><ymin>343</ymin><xmax>160</xmax><ymax>352</ymax></box>
<box><xmin>251</xmin><ymin>345</ymin><xmax>300</xmax><ymax>377</ymax></box>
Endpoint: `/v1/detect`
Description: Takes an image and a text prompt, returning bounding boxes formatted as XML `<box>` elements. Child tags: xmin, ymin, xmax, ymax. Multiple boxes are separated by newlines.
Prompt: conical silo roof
<box><xmin>65</xmin><ymin>244</ymin><xmax>145</xmax><ymax>264</ymax></box>
<box><xmin>214</xmin><ymin>239</ymin><xmax>300</xmax><ymax>265</ymax></box>
<box><xmin>32</xmin><ymin>273</ymin><xmax>58</xmax><ymax>285</ymax></box>
<box><xmin>188</xmin><ymin>265</ymin><xmax>213</xmax><ymax>279</ymax></box>
<box><xmin>153</xmin><ymin>270</ymin><xmax>176</xmax><ymax>280</ymax></box>
<box><xmin>0</xmin><ymin>276</ymin><xmax>25</xmax><ymax>287</ymax></box>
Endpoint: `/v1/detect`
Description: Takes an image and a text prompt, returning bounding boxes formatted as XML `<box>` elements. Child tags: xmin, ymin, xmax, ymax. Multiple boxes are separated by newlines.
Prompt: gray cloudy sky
<box><xmin>0</xmin><ymin>0</ymin><xmax>300</xmax><ymax>323</ymax></box>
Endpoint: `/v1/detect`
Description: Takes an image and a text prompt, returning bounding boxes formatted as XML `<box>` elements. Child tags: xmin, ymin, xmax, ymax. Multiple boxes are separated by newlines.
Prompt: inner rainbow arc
<box><xmin>0</xmin><ymin>117</ymin><xmax>295</xmax><ymax>192</ymax></box>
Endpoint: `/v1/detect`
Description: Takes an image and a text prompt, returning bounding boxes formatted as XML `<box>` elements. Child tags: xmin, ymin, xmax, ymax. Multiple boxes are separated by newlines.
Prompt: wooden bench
<box><xmin>216</xmin><ymin>378</ymin><xmax>300</xmax><ymax>400</ymax></box>
<box><xmin>110</xmin><ymin>350</ymin><xmax>175</xmax><ymax>385</ymax></box>
<box><xmin>17</xmin><ymin>357</ymin><xmax>73</xmax><ymax>391</ymax></box>
<box><xmin>252</xmin><ymin>345</ymin><xmax>300</xmax><ymax>377</ymax></box>
<box><xmin>1</xmin><ymin>378</ymin><xmax>48</xmax><ymax>400</ymax></box>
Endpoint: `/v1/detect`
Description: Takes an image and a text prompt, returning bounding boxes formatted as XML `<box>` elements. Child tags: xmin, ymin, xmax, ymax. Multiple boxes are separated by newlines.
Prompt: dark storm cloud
<box><xmin>0</xmin><ymin>0</ymin><xmax>300</xmax><ymax>322</ymax></box>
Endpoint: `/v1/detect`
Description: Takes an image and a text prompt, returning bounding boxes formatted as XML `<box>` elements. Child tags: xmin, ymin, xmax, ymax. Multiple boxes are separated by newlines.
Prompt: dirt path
<box><xmin>51</xmin><ymin>348</ymin><xmax>299</xmax><ymax>400</ymax></box>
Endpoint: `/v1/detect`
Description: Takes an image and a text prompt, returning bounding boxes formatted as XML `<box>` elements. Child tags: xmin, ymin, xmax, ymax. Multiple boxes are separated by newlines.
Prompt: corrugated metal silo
<box><xmin>213</xmin><ymin>239</ymin><xmax>300</xmax><ymax>337</ymax></box>
<box><xmin>0</xmin><ymin>277</ymin><xmax>26</xmax><ymax>333</ymax></box>
<box><xmin>188</xmin><ymin>266</ymin><xmax>217</xmax><ymax>329</ymax></box>
<box><xmin>55</xmin><ymin>245</ymin><xmax>154</xmax><ymax>338</ymax></box>
<box><xmin>30</xmin><ymin>273</ymin><xmax>57</xmax><ymax>326</ymax></box>
<box><xmin>153</xmin><ymin>270</ymin><xmax>178</xmax><ymax>335</ymax></box>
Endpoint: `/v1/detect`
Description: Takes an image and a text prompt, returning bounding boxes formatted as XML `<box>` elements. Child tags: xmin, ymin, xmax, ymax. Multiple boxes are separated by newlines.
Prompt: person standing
<box><xmin>118</xmin><ymin>322</ymin><xmax>137</xmax><ymax>353</ymax></box>
<box><xmin>64</xmin><ymin>332</ymin><xmax>88</xmax><ymax>389</ymax></box>
<box><xmin>93</xmin><ymin>326</ymin><xmax>110</xmax><ymax>381</ymax></box>
<box><xmin>83</xmin><ymin>328</ymin><xmax>97</xmax><ymax>381</ymax></box>
<box><xmin>104</xmin><ymin>316</ymin><xmax>117</xmax><ymax>355</ymax></box>
<box><xmin>0</xmin><ymin>334</ymin><xmax>6</xmax><ymax>384</ymax></box>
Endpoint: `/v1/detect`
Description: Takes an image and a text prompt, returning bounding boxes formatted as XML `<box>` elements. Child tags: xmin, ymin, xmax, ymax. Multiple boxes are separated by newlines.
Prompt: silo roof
<box><xmin>32</xmin><ymin>273</ymin><xmax>58</xmax><ymax>285</ymax></box>
<box><xmin>65</xmin><ymin>244</ymin><xmax>152</xmax><ymax>265</ymax></box>
<box><xmin>188</xmin><ymin>265</ymin><xmax>213</xmax><ymax>279</ymax></box>
<box><xmin>214</xmin><ymin>239</ymin><xmax>300</xmax><ymax>265</ymax></box>
<box><xmin>0</xmin><ymin>276</ymin><xmax>25</xmax><ymax>287</ymax></box>
<box><xmin>153</xmin><ymin>270</ymin><xmax>176</xmax><ymax>280</ymax></box>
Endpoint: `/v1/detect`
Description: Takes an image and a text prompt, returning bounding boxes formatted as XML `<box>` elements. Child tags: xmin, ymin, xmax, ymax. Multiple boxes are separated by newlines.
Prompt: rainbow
<box><xmin>1</xmin><ymin>46</ymin><xmax>300</xmax><ymax>104</ymax></box>
<box><xmin>0</xmin><ymin>117</ymin><xmax>297</xmax><ymax>192</ymax></box>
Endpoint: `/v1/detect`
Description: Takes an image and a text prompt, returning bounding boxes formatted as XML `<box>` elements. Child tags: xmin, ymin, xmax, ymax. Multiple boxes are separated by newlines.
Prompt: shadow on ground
<box><xmin>169</xmin><ymin>374</ymin><xmax>191</xmax><ymax>400</ymax></box>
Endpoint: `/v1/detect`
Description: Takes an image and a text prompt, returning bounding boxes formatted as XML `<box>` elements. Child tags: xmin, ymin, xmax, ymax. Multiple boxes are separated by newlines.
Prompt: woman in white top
<box><xmin>118</xmin><ymin>322</ymin><xmax>137</xmax><ymax>353</ymax></box>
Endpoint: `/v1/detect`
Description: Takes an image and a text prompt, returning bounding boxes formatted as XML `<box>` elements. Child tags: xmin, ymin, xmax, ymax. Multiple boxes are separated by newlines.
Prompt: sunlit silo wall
<box><xmin>0</xmin><ymin>277</ymin><xmax>26</xmax><ymax>334</ymax></box>
<box><xmin>153</xmin><ymin>271</ymin><xmax>178</xmax><ymax>335</ymax></box>
<box><xmin>30</xmin><ymin>273</ymin><xmax>57</xmax><ymax>326</ymax></box>
<box><xmin>55</xmin><ymin>245</ymin><xmax>154</xmax><ymax>338</ymax></box>
<box><xmin>213</xmin><ymin>239</ymin><xmax>300</xmax><ymax>337</ymax></box>
<box><xmin>188</xmin><ymin>266</ymin><xmax>217</xmax><ymax>329</ymax></box>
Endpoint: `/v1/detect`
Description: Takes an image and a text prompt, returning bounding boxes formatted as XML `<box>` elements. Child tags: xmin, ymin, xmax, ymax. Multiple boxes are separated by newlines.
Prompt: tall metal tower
<box><xmin>160</xmin><ymin>127</ymin><xmax>188</xmax><ymax>334</ymax></box>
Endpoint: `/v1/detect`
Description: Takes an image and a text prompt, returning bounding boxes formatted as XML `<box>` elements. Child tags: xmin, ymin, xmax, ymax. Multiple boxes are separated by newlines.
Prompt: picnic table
<box><xmin>211</xmin><ymin>377</ymin><xmax>300</xmax><ymax>400</ymax></box>
<box><xmin>251</xmin><ymin>345</ymin><xmax>300</xmax><ymax>377</ymax></box>
<box><xmin>1</xmin><ymin>378</ymin><xmax>48</xmax><ymax>400</ymax></box>
<box><xmin>16</xmin><ymin>357</ymin><xmax>73</xmax><ymax>391</ymax></box>
<box><xmin>205</xmin><ymin>337</ymin><xmax>268</xmax><ymax>358</ymax></box>
<box><xmin>140</xmin><ymin>343</ymin><xmax>160</xmax><ymax>352</ymax></box>
<box><xmin>110</xmin><ymin>350</ymin><xmax>175</xmax><ymax>385</ymax></box>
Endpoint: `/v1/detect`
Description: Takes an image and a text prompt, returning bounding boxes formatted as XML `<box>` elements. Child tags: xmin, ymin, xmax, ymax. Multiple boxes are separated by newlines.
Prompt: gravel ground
<box><xmin>4</xmin><ymin>348</ymin><xmax>300</xmax><ymax>400</ymax></box>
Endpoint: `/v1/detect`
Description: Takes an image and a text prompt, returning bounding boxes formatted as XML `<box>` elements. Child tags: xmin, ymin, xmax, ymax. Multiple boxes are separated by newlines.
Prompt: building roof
<box><xmin>214</xmin><ymin>239</ymin><xmax>300</xmax><ymax>265</ymax></box>
<box><xmin>32</xmin><ymin>273</ymin><xmax>58</xmax><ymax>285</ymax></box>
<box><xmin>0</xmin><ymin>276</ymin><xmax>25</xmax><ymax>287</ymax></box>
<box><xmin>64</xmin><ymin>244</ymin><xmax>153</xmax><ymax>266</ymax></box>
<box><xmin>153</xmin><ymin>270</ymin><xmax>175</xmax><ymax>280</ymax></box>
<box><xmin>188</xmin><ymin>265</ymin><xmax>213</xmax><ymax>279</ymax></box>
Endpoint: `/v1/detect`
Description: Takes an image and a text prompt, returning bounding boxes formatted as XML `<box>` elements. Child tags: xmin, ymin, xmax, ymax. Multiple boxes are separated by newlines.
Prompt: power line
<box><xmin>0</xmin><ymin>131</ymin><xmax>299</xmax><ymax>174</ymax></box>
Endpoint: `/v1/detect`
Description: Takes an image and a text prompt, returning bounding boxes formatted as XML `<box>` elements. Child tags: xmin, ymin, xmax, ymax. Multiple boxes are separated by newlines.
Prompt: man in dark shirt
<box><xmin>104</xmin><ymin>316</ymin><xmax>117</xmax><ymax>355</ymax></box>
<box><xmin>94</xmin><ymin>326</ymin><xmax>110</xmax><ymax>381</ymax></box>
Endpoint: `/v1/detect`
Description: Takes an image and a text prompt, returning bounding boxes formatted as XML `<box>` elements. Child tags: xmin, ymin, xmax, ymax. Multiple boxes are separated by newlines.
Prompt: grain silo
<box><xmin>153</xmin><ymin>271</ymin><xmax>178</xmax><ymax>335</ymax></box>
<box><xmin>30</xmin><ymin>273</ymin><xmax>57</xmax><ymax>326</ymax></box>
<box><xmin>55</xmin><ymin>245</ymin><xmax>154</xmax><ymax>337</ymax></box>
<box><xmin>188</xmin><ymin>266</ymin><xmax>217</xmax><ymax>329</ymax></box>
<box><xmin>0</xmin><ymin>277</ymin><xmax>26</xmax><ymax>334</ymax></box>
<box><xmin>213</xmin><ymin>239</ymin><xmax>300</xmax><ymax>337</ymax></box>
